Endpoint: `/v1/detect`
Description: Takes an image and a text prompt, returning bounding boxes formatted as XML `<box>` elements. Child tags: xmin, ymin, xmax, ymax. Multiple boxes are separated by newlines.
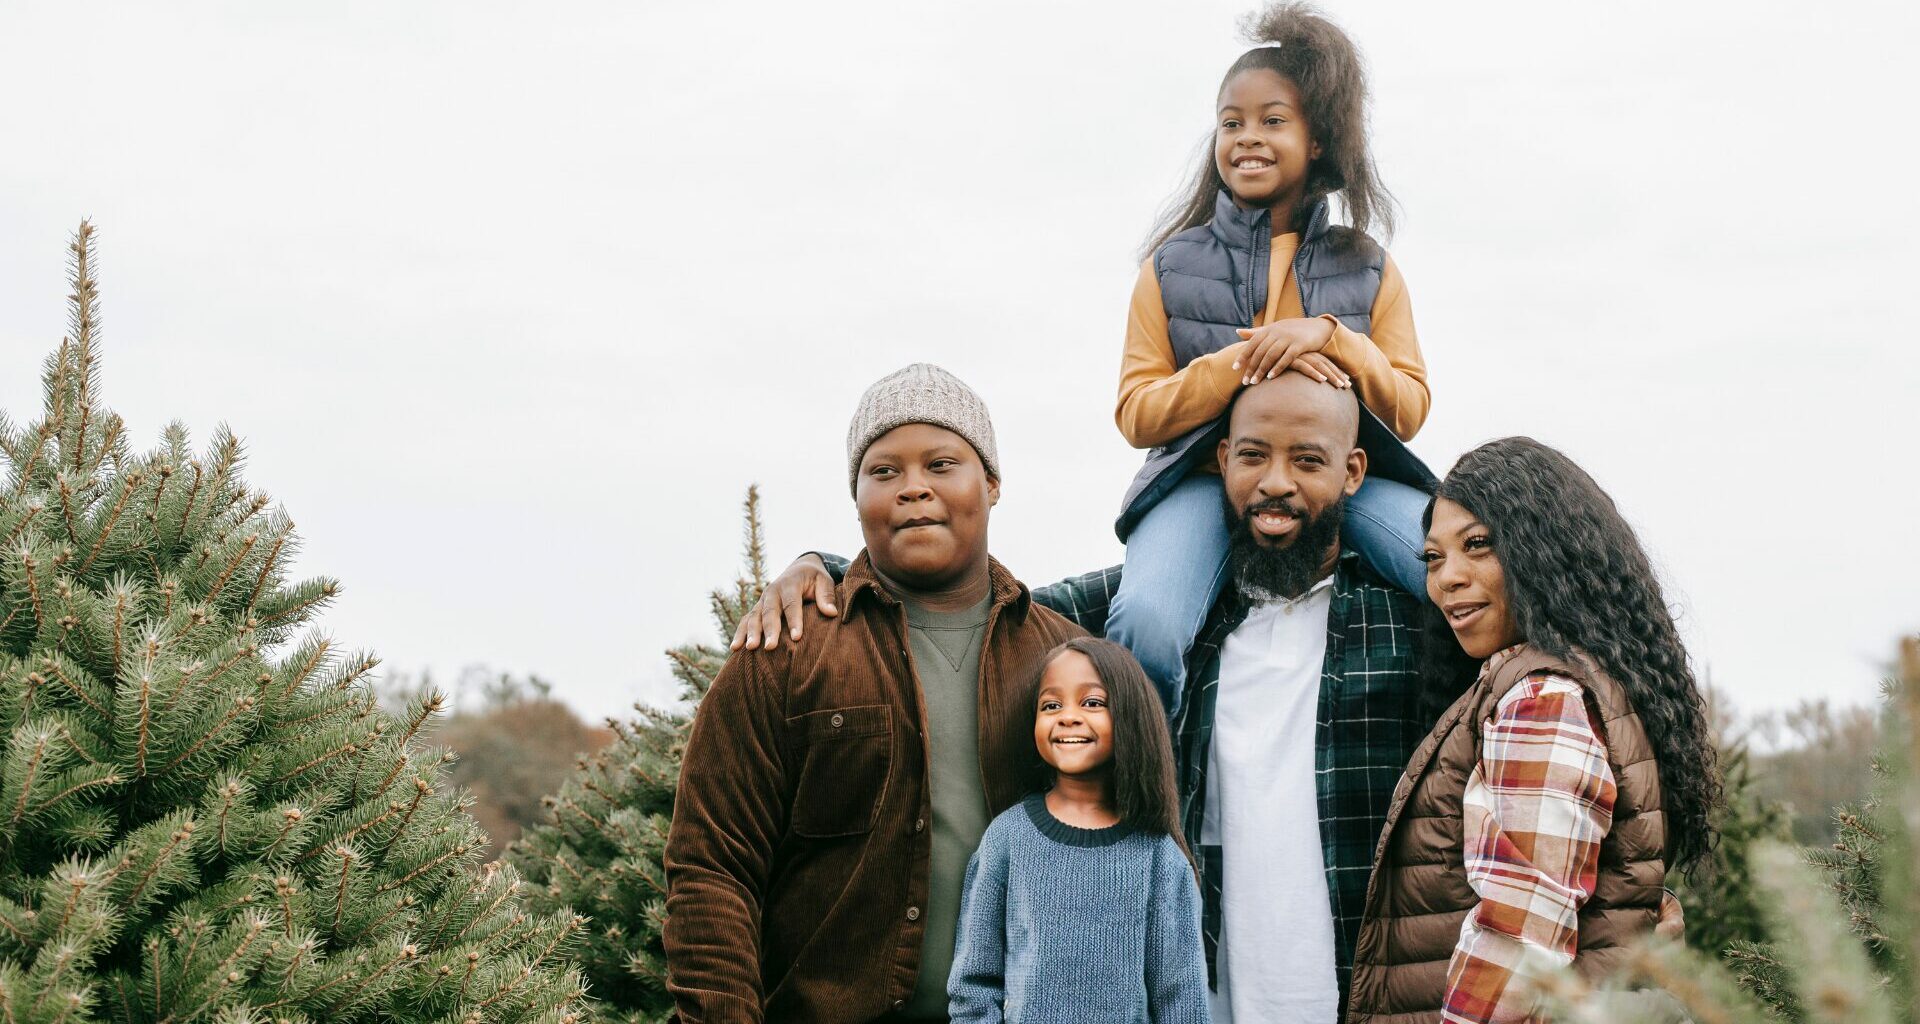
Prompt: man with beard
<box><xmin>739</xmin><ymin>371</ymin><xmax>1434</xmax><ymax>1021</ymax></box>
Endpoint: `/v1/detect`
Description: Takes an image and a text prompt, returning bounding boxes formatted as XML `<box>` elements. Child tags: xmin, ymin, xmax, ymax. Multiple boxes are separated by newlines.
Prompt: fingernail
<box><xmin>1231</xmin><ymin>361</ymin><xmax>1241</xmax><ymax>370</ymax></box>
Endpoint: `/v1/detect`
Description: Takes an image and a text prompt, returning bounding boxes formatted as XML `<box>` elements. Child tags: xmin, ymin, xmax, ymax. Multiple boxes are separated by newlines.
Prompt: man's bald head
<box><xmin>1215</xmin><ymin>369</ymin><xmax>1369</xmax><ymax>595</ymax></box>
<box><xmin>1227</xmin><ymin>369</ymin><xmax>1361</xmax><ymax>451</ymax></box>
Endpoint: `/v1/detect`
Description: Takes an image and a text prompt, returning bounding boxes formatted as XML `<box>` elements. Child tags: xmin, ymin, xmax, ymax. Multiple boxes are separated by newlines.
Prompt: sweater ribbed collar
<box><xmin>1022</xmin><ymin>793</ymin><xmax>1132</xmax><ymax>848</ymax></box>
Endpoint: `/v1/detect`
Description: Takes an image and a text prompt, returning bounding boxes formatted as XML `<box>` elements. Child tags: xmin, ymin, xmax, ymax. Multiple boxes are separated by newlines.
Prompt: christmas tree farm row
<box><xmin>6</xmin><ymin>224</ymin><xmax>1919</xmax><ymax>1024</ymax></box>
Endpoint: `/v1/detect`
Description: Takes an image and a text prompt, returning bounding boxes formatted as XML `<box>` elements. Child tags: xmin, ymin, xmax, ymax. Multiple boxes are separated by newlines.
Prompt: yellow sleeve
<box><xmin>1115</xmin><ymin>259</ymin><xmax>1250</xmax><ymax>449</ymax></box>
<box><xmin>1320</xmin><ymin>254</ymin><xmax>1431</xmax><ymax>441</ymax></box>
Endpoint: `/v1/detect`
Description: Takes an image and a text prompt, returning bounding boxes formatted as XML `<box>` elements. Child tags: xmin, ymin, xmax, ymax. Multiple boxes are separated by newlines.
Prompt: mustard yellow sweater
<box><xmin>1116</xmin><ymin>232</ymin><xmax>1430</xmax><ymax>447</ymax></box>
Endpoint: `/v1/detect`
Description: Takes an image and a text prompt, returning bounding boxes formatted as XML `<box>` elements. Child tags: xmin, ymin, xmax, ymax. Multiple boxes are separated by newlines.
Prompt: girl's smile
<box><xmin>1214</xmin><ymin>68</ymin><xmax>1320</xmax><ymax>213</ymax></box>
<box><xmin>1033</xmin><ymin>650</ymin><xmax>1115</xmax><ymax>778</ymax></box>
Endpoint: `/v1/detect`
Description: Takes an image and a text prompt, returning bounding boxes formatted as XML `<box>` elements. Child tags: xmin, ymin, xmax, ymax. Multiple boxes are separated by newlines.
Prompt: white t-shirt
<box><xmin>1203</xmin><ymin>578</ymin><xmax>1339</xmax><ymax>1024</ymax></box>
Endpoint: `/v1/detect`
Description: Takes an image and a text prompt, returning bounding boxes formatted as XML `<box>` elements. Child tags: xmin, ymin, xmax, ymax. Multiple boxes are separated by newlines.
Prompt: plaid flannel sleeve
<box><xmin>1028</xmin><ymin>565</ymin><xmax>1122</xmax><ymax>636</ymax></box>
<box><xmin>1441</xmin><ymin>674</ymin><xmax>1616</xmax><ymax>1024</ymax></box>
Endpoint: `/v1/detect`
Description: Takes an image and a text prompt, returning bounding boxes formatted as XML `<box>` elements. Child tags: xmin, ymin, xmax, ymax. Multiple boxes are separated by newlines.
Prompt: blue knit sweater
<box><xmin>947</xmin><ymin>794</ymin><xmax>1210</xmax><ymax>1023</ymax></box>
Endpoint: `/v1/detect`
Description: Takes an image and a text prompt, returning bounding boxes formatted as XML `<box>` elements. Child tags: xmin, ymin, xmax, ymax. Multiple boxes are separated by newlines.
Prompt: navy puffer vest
<box><xmin>1115</xmin><ymin>192</ymin><xmax>1436</xmax><ymax>540</ymax></box>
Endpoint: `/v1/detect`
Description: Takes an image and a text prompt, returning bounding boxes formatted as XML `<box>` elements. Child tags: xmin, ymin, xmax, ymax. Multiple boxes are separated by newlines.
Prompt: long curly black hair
<box><xmin>1418</xmin><ymin>437</ymin><xmax>1721</xmax><ymax>874</ymax></box>
<box><xmin>1144</xmin><ymin>2</ymin><xmax>1397</xmax><ymax>257</ymax></box>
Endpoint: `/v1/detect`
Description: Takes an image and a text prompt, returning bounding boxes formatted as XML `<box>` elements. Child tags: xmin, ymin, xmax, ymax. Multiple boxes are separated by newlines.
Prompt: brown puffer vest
<box><xmin>1346</xmin><ymin>645</ymin><xmax>1668</xmax><ymax>1023</ymax></box>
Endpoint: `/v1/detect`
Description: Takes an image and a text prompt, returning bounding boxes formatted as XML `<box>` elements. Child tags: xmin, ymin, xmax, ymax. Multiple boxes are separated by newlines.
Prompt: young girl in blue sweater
<box><xmin>947</xmin><ymin>638</ymin><xmax>1208</xmax><ymax>1024</ymax></box>
<box><xmin>1108</xmin><ymin>2</ymin><xmax>1436</xmax><ymax>714</ymax></box>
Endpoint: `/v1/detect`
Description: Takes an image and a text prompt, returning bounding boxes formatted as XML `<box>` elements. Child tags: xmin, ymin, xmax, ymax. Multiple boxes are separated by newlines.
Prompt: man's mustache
<box><xmin>1240</xmin><ymin>496</ymin><xmax>1304</xmax><ymax>521</ymax></box>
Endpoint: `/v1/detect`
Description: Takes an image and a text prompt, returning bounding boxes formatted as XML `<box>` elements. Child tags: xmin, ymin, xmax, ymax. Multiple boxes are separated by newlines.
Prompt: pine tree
<box><xmin>1669</xmin><ymin>733</ymin><xmax>1791</xmax><ymax>956</ymax></box>
<box><xmin>508</xmin><ymin>487</ymin><xmax>768</xmax><ymax>1024</ymax></box>
<box><xmin>1530</xmin><ymin>636</ymin><xmax>1920</xmax><ymax>1024</ymax></box>
<box><xmin>0</xmin><ymin>224</ymin><xmax>590</xmax><ymax>1024</ymax></box>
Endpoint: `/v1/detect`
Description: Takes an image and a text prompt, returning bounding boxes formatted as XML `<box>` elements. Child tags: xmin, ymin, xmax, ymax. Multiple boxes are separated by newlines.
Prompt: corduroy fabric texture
<box><xmin>847</xmin><ymin>363</ymin><xmax>1001</xmax><ymax>495</ymax></box>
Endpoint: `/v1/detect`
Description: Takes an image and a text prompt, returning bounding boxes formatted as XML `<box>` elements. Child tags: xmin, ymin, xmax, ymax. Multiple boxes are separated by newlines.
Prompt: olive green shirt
<box><xmin>897</xmin><ymin>590</ymin><xmax>993</xmax><ymax>1018</ymax></box>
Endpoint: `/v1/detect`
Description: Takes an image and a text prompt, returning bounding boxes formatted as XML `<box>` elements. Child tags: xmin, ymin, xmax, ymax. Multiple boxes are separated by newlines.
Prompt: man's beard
<box><xmin>1223</xmin><ymin>491</ymin><xmax>1347</xmax><ymax>602</ymax></box>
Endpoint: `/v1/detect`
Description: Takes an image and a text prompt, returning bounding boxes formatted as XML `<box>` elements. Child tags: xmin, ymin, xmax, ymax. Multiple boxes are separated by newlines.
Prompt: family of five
<box><xmin>660</xmin><ymin>4</ymin><xmax>1718</xmax><ymax>1023</ymax></box>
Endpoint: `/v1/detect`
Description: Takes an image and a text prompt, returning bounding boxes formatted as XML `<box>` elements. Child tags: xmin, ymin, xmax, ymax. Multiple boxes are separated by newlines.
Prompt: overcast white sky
<box><xmin>3</xmin><ymin>0</ymin><xmax>1915</xmax><ymax>723</ymax></box>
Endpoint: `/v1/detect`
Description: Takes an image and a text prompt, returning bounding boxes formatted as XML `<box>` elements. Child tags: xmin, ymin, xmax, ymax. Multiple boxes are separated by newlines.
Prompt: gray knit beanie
<box><xmin>846</xmin><ymin>363</ymin><xmax>1001</xmax><ymax>495</ymax></box>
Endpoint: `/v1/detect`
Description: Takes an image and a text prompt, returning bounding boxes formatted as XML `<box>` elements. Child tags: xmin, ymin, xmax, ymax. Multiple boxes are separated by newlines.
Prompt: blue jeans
<box><xmin>1106</xmin><ymin>473</ymin><xmax>1430</xmax><ymax>716</ymax></box>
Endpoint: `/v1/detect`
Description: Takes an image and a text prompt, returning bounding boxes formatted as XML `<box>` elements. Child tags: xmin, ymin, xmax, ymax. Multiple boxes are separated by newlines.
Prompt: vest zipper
<box><xmin>1247</xmin><ymin>213</ymin><xmax>1267</xmax><ymax>327</ymax></box>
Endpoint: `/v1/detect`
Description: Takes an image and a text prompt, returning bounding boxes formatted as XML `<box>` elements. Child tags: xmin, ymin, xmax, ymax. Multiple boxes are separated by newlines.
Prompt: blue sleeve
<box><xmin>1029</xmin><ymin>566</ymin><xmax>1123</xmax><ymax>635</ymax></box>
<box><xmin>1144</xmin><ymin>838</ymin><xmax>1209</xmax><ymax>1024</ymax></box>
<box><xmin>947</xmin><ymin>830</ymin><xmax>1011</xmax><ymax>1024</ymax></box>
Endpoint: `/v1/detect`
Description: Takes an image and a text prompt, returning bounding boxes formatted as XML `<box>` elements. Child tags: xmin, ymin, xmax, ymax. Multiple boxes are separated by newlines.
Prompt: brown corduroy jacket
<box><xmin>662</xmin><ymin>552</ymin><xmax>1084</xmax><ymax>1024</ymax></box>
<box><xmin>1347</xmin><ymin>645</ymin><xmax>1668</xmax><ymax>1023</ymax></box>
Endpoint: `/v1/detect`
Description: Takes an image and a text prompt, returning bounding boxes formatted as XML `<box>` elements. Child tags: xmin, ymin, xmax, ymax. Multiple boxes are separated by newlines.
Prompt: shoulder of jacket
<box><xmin>1153</xmin><ymin>226</ymin><xmax>1219</xmax><ymax>269</ymax></box>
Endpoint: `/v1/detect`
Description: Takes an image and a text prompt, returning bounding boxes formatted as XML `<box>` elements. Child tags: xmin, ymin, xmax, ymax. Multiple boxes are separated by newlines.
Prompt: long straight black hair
<box><xmin>1144</xmin><ymin>2</ymin><xmax>1397</xmax><ymax>258</ymax></box>
<box><xmin>1017</xmin><ymin>637</ymin><xmax>1192</xmax><ymax>862</ymax></box>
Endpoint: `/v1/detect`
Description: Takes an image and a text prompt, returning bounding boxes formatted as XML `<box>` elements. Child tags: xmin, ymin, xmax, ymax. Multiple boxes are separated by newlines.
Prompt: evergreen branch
<box><xmin>56</xmin><ymin>476</ymin><xmax>81</xmax><ymax>546</ymax></box>
<box><xmin>156</xmin><ymin>916</ymin><xmax>266</xmax><ymax>1024</ymax></box>
<box><xmin>258</xmin><ymin>808</ymin><xmax>306</xmax><ymax>863</ymax></box>
<box><xmin>374</xmin><ymin>841</ymin><xmax>472</xmax><ymax>894</ymax></box>
<box><xmin>341</xmin><ymin>894</ymin><xmax>417</xmax><ymax>945</ymax></box>
<box><xmin>30</xmin><ymin>770</ymin><xmax>121</xmax><ymax>817</ymax></box>
<box><xmin>110</xmin><ymin>588</ymin><xmax>128</xmax><ymax>683</ymax></box>
<box><xmin>329</xmin><ymin>846</ymin><xmax>357</xmax><ymax>937</ymax></box>
<box><xmin>133</xmin><ymin>667</ymin><xmax>154</xmax><ymax>776</ymax></box>
<box><xmin>8</xmin><ymin>424</ymin><xmax>50</xmax><ymax>500</ymax></box>
<box><xmin>318</xmin><ymin>942</ymin><xmax>418</xmax><ymax>1016</ymax></box>
<box><xmin>43</xmin><ymin>662</ymin><xmax>108</xmax><ymax>718</ymax></box>
<box><xmin>298</xmin><ymin>801</ymin><xmax>401</xmax><ymax>867</ymax></box>
<box><xmin>1</xmin><ymin>499</ymin><xmax>39</xmax><ymax>549</ymax></box>
<box><xmin>74</xmin><ymin>470</ymin><xmax>142</xmax><ymax>576</ymax></box>
<box><xmin>204</xmin><ymin>532</ymin><xmax>258</xmax><ymax>606</ymax></box>
<box><xmin>119</xmin><ymin>819</ymin><xmax>195</xmax><ymax>907</ymax></box>
<box><xmin>20</xmin><ymin>548</ymin><xmax>46</xmax><ymax>629</ymax></box>
<box><xmin>378</xmin><ymin>777</ymin><xmax>429</xmax><ymax>861</ymax></box>
<box><xmin>54</xmin><ymin>867</ymin><xmax>92</xmax><ymax>937</ymax></box>
<box><xmin>268</xmin><ymin>737</ymin><xmax>358</xmax><ymax>787</ymax></box>
<box><xmin>474</xmin><ymin>915</ymin><xmax>583</xmax><ymax>1011</ymax></box>
<box><xmin>6</xmin><ymin>734</ymin><xmax>50</xmax><ymax>837</ymax></box>
<box><xmin>52</xmin><ymin>722</ymin><xmax>103</xmax><ymax>766</ymax></box>
<box><xmin>167</xmin><ymin>643</ymin><xmax>257</xmax><ymax>713</ymax></box>
<box><xmin>176</xmin><ymin>463</ymin><xmax>203</xmax><ymax>546</ymax></box>
<box><xmin>146</xmin><ymin>460</ymin><xmax>171</xmax><ymax>532</ymax></box>
<box><xmin>442</xmin><ymin>879</ymin><xmax>519</xmax><ymax>949</ymax></box>
<box><xmin>371</xmin><ymin>694</ymin><xmax>444</xmax><ymax>798</ymax></box>
<box><xmin>273</xmin><ymin>876</ymin><xmax>299</xmax><ymax>937</ymax></box>
<box><xmin>79</xmin><ymin>416</ymin><xmax>122</xmax><ymax>488</ymax></box>
<box><xmin>273</xmin><ymin>637</ymin><xmax>332</xmax><ymax>703</ymax></box>
<box><xmin>46</xmin><ymin>990</ymin><xmax>84</xmax><ymax>1024</ymax></box>
<box><xmin>66</xmin><ymin>222</ymin><xmax>98</xmax><ymax>474</ymax></box>
<box><xmin>157</xmin><ymin>695</ymin><xmax>254</xmax><ymax>774</ymax></box>
<box><xmin>252</xmin><ymin>581</ymin><xmax>339</xmax><ymax>633</ymax></box>
<box><xmin>211</xmin><ymin>781</ymin><xmax>242</xmax><ymax>850</ymax></box>
<box><xmin>243</xmin><ymin>532</ymin><xmax>286</xmax><ymax>615</ymax></box>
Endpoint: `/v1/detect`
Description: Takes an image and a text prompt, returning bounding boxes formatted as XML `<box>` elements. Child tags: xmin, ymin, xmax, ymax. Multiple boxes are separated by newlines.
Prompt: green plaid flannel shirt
<box><xmin>820</xmin><ymin>550</ymin><xmax>1429</xmax><ymax>998</ymax></box>
<box><xmin>1030</xmin><ymin>550</ymin><xmax>1430</xmax><ymax>1000</ymax></box>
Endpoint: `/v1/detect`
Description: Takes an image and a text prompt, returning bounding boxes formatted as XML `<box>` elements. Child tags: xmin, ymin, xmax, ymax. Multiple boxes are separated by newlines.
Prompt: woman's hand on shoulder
<box><xmin>730</xmin><ymin>554</ymin><xmax>838</xmax><ymax>651</ymax></box>
<box><xmin>1233</xmin><ymin>318</ymin><xmax>1349</xmax><ymax>389</ymax></box>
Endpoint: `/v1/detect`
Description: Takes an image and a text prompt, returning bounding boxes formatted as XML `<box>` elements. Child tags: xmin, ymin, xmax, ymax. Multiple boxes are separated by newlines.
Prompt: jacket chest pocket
<box><xmin>786</xmin><ymin>705</ymin><xmax>894</xmax><ymax>838</ymax></box>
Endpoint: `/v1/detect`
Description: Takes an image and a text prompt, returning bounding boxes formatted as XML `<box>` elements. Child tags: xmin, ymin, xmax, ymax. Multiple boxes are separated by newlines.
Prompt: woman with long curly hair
<box><xmin>1346</xmin><ymin>437</ymin><xmax>1719</xmax><ymax>1022</ymax></box>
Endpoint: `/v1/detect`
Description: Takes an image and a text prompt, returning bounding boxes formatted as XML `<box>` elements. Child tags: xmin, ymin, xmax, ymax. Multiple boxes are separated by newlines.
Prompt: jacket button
<box><xmin>914</xmin><ymin>818</ymin><xmax>926</xmax><ymax>833</ymax></box>
<box><xmin>830</xmin><ymin>713</ymin><xmax>844</xmax><ymax>728</ymax></box>
<box><xmin>906</xmin><ymin>906</ymin><xmax>921</xmax><ymax>921</ymax></box>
